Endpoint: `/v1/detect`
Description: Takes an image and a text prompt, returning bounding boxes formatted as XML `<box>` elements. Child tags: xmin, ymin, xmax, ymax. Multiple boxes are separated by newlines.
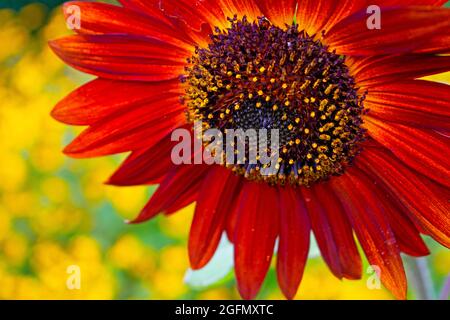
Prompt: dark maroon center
<box><xmin>184</xmin><ymin>17</ymin><xmax>366</xmax><ymax>186</ymax></box>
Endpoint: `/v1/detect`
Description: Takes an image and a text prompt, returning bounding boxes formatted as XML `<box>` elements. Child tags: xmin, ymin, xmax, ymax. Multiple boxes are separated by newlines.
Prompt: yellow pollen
<box><xmin>325</xmin><ymin>84</ymin><xmax>334</xmax><ymax>95</ymax></box>
<box><xmin>319</xmin><ymin>99</ymin><xmax>328</xmax><ymax>111</ymax></box>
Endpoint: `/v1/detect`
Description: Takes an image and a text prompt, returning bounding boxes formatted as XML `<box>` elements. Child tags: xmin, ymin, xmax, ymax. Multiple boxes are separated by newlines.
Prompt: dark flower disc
<box><xmin>184</xmin><ymin>17</ymin><xmax>367</xmax><ymax>186</ymax></box>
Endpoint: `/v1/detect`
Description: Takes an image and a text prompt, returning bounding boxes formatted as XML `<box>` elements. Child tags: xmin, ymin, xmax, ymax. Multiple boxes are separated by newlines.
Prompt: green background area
<box><xmin>0</xmin><ymin>0</ymin><xmax>65</xmax><ymax>9</ymax></box>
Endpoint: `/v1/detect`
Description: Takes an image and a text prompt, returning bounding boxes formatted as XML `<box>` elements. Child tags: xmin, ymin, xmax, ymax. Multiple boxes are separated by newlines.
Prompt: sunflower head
<box><xmin>184</xmin><ymin>16</ymin><xmax>366</xmax><ymax>186</ymax></box>
<box><xmin>50</xmin><ymin>0</ymin><xmax>450</xmax><ymax>301</ymax></box>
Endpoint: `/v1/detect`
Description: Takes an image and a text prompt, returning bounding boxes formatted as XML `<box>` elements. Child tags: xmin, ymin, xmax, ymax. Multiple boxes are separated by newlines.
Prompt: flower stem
<box><xmin>405</xmin><ymin>256</ymin><xmax>435</xmax><ymax>300</ymax></box>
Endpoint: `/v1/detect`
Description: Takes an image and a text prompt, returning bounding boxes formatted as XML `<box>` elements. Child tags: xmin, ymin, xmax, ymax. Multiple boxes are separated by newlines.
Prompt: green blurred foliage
<box><xmin>0</xmin><ymin>0</ymin><xmax>64</xmax><ymax>9</ymax></box>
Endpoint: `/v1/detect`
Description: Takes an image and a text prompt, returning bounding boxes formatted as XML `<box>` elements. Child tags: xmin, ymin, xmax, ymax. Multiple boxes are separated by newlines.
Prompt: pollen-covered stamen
<box><xmin>183</xmin><ymin>17</ymin><xmax>366</xmax><ymax>186</ymax></box>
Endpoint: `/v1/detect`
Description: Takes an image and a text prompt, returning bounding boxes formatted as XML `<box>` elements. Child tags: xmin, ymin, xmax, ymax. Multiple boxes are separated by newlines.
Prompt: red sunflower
<box><xmin>50</xmin><ymin>0</ymin><xmax>450</xmax><ymax>300</ymax></box>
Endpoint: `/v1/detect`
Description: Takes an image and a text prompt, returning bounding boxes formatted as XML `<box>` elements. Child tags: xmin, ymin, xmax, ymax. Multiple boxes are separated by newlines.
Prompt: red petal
<box><xmin>117</xmin><ymin>0</ymin><xmax>172</xmax><ymax>21</ymax></box>
<box><xmin>257</xmin><ymin>0</ymin><xmax>297</xmax><ymax>26</ymax></box>
<box><xmin>358</xmin><ymin>148</ymin><xmax>450</xmax><ymax>248</ymax></box>
<box><xmin>331</xmin><ymin>170</ymin><xmax>407</xmax><ymax>300</ymax></box>
<box><xmin>325</xmin><ymin>7</ymin><xmax>450</xmax><ymax>56</ymax></box>
<box><xmin>64</xmin><ymin>96</ymin><xmax>185</xmax><ymax>158</ymax></box>
<box><xmin>364</xmin><ymin>80</ymin><xmax>450</xmax><ymax>130</ymax></box>
<box><xmin>189</xmin><ymin>166</ymin><xmax>240</xmax><ymax>269</ymax></box>
<box><xmin>132</xmin><ymin>165</ymin><xmax>209</xmax><ymax>223</ymax></box>
<box><xmin>366</xmin><ymin>172</ymin><xmax>430</xmax><ymax>257</ymax></box>
<box><xmin>313</xmin><ymin>182</ymin><xmax>363</xmax><ymax>280</ymax></box>
<box><xmin>187</xmin><ymin>0</ymin><xmax>263</xmax><ymax>23</ymax></box>
<box><xmin>294</xmin><ymin>0</ymin><xmax>366</xmax><ymax>36</ymax></box>
<box><xmin>301</xmin><ymin>184</ymin><xmax>362</xmax><ymax>280</ymax></box>
<box><xmin>117</xmin><ymin>0</ymin><xmax>213</xmax><ymax>46</ymax></box>
<box><xmin>52</xmin><ymin>78</ymin><xmax>182</xmax><ymax>126</ymax></box>
<box><xmin>62</xmin><ymin>1</ymin><xmax>193</xmax><ymax>47</ymax></box>
<box><xmin>158</xmin><ymin>0</ymin><xmax>227</xmax><ymax>31</ymax></box>
<box><xmin>365</xmin><ymin>117</ymin><xmax>450</xmax><ymax>188</ymax></box>
<box><xmin>107</xmin><ymin>133</ymin><xmax>177</xmax><ymax>186</ymax></box>
<box><xmin>220</xmin><ymin>0</ymin><xmax>262</xmax><ymax>21</ymax></box>
<box><xmin>49</xmin><ymin>35</ymin><xmax>188</xmax><ymax>82</ymax></box>
<box><xmin>225</xmin><ymin>190</ymin><xmax>241</xmax><ymax>243</ymax></box>
<box><xmin>377</xmin><ymin>0</ymin><xmax>448</xmax><ymax>5</ymax></box>
<box><xmin>349</xmin><ymin>55</ymin><xmax>450</xmax><ymax>88</ymax></box>
<box><xmin>234</xmin><ymin>182</ymin><xmax>278</xmax><ymax>300</ymax></box>
<box><xmin>415</xmin><ymin>34</ymin><xmax>450</xmax><ymax>54</ymax></box>
<box><xmin>277</xmin><ymin>186</ymin><xmax>310</xmax><ymax>300</ymax></box>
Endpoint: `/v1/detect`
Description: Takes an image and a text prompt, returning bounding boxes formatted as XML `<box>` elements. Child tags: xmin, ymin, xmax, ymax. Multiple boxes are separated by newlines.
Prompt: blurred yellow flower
<box><xmin>0</xmin><ymin>152</ymin><xmax>27</xmax><ymax>192</ymax></box>
<box><xmin>433</xmin><ymin>250</ymin><xmax>450</xmax><ymax>277</ymax></box>
<box><xmin>0</xmin><ymin>10</ymin><xmax>28</xmax><ymax>61</ymax></box>
<box><xmin>159</xmin><ymin>203</ymin><xmax>195</xmax><ymax>239</ymax></box>
<box><xmin>295</xmin><ymin>260</ymin><xmax>393</xmax><ymax>300</ymax></box>
<box><xmin>105</xmin><ymin>185</ymin><xmax>148</xmax><ymax>220</ymax></box>
<box><xmin>108</xmin><ymin>234</ymin><xmax>156</xmax><ymax>279</ymax></box>
<box><xmin>2</xmin><ymin>232</ymin><xmax>28</xmax><ymax>266</ymax></box>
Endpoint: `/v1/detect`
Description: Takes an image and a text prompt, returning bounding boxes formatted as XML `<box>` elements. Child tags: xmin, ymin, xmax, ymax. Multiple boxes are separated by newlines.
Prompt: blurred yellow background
<box><xmin>0</xmin><ymin>2</ymin><xmax>448</xmax><ymax>300</ymax></box>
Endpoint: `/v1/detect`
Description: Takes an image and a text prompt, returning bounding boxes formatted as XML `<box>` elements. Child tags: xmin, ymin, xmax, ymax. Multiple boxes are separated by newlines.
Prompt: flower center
<box><xmin>183</xmin><ymin>17</ymin><xmax>366</xmax><ymax>186</ymax></box>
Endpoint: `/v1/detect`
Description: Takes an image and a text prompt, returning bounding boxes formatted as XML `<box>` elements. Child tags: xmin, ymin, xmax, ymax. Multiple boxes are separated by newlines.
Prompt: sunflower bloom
<box><xmin>50</xmin><ymin>0</ymin><xmax>450</xmax><ymax>300</ymax></box>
